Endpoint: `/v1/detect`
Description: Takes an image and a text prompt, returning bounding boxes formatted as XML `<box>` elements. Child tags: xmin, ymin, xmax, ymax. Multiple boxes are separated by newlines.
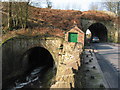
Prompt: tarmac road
<box><xmin>92</xmin><ymin>43</ymin><xmax>120</xmax><ymax>89</ymax></box>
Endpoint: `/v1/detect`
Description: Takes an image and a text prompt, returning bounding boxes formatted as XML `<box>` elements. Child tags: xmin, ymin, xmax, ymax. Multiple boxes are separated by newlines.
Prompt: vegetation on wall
<box><xmin>1</xmin><ymin>2</ymin><xmax>119</xmax><ymax>36</ymax></box>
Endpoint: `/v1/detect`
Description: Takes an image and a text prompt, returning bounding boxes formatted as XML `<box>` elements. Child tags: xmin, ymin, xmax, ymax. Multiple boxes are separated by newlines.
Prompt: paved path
<box><xmin>92</xmin><ymin>43</ymin><xmax>120</xmax><ymax>89</ymax></box>
<box><xmin>82</xmin><ymin>47</ymin><xmax>109</xmax><ymax>88</ymax></box>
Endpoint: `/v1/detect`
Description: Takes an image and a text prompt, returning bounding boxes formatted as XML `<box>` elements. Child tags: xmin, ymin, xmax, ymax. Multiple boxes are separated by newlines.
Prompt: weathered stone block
<box><xmin>50</xmin><ymin>81</ymin><xmax>71</xmax><ymax>88</ymax></box>
<box><xmin>55</xmin><ymin>74</ymin><xmax>75</xmax><ymax>88</ymax></box>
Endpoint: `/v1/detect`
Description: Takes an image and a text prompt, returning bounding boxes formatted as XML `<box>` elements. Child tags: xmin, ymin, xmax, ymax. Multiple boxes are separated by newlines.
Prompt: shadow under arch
<box><xmin>21</xmin><ymin>46</ymin><xmax>56</xmax><ymax>72</ymax></box>
<box><xmin>88</xmin><ymin>23</ymin><xmax>108</xmax><ymax>42</ymax></box>
<box><xmin>20</xmin><ymin>47</ymin><xmax>56</xmax><ymax>88</ymax></box>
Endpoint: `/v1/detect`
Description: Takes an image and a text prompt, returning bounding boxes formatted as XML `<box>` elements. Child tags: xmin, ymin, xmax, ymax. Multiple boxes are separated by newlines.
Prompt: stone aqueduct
<box><xmin>2</xmin><ymin>17</ymin><xmax>118</xmax><ymax>87</ymax></box>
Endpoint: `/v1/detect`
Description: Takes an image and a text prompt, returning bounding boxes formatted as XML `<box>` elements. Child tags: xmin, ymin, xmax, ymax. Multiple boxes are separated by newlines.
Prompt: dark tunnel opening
<box><xmin>20</xmin><ymin>47</ymin><xmax>56</xmax><ymax>88</ymax></box>
<box><xmin>3</xmin><ymin>47</ymin><xmax>56</xmax><ymax>89</ymax></box>
<box><xmin>25</xmin><ymin>47</ymin><xmax>55</xmax><ymax>72</ymax></box>
<box><xmin>88</xmin><ymin>23</ymin><xmax>108</xmax><ymax>42</ymax></box>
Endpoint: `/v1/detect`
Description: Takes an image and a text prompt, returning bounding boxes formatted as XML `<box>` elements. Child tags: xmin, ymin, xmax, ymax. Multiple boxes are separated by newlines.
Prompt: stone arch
<box><xmin>88</xmin><ymin>23</ymin><xmax>108</xmax><ymax>42</ymax></box>
<box><xmin>21</xmin><ymin>46</ymin><xmax>55</xmax><ymax>73</ymax></box>
<box><xmin>2</xmin><ymin>36</ymin><xmax>60</xmax><ymax>87</ymax></box>
<box><xmin>81</xmin><ymin>19</ymin><xmax>110</xmax><ymax>42</ymax></box>
<box><xmin>25</xmin><ymin>43</ymin><xmax>58</xmax><ymax>66</ymax></box>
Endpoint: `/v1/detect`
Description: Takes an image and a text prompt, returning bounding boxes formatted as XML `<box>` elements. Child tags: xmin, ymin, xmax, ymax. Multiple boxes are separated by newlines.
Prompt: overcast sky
<box><xmin>30</xmin><ymin>0</ymin><xmax>102</xmax><ymax>11</ymax></box>
<box><xmin>1</xmin><ymin>0</ymin><xmax>120</xmax><ymax>11</ymax></box>
<box><xmin>29</xmin><ymin>0</ymin><xmax>120</xmax><ymax>11</ymax></box>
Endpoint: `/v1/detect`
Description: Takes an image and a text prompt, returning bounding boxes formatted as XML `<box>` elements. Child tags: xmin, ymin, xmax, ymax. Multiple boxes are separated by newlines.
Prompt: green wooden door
<box><xmin>68</xmin><ymin>33</ymin><xmax>78</xmax><ymax>42</ymax></box>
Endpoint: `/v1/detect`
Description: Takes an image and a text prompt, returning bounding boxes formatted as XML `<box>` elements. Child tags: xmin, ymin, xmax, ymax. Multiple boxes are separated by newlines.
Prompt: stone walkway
<box><xmin>82</xmin><ymin>47</ymin><xmax>109</xmax><ymax>88</ymax></box>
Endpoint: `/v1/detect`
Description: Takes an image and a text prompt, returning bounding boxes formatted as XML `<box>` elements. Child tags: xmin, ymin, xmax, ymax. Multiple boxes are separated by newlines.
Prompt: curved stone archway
<box><xmin>81</xmin><ymin>19</ymin><xmax>112</xmax><ymax>42</ymax></box>
<box><xmin>88</xmin><ymin>23</ymin><xmax>108</xmax><ymax>42</ymax></box>
<box><xmin>21</xmin><ymin>47</ymin><xmax>55</xmax><ymax>73</ymax></box>
<box><xmin>2</xmin><ymin>36</ymin><xmax>63</xmax><ymax>87</ymax></box>
<box><xmin>2</xmin><ymin>34</ymin><xmax>83</xmax><ymax>88</ymax></box>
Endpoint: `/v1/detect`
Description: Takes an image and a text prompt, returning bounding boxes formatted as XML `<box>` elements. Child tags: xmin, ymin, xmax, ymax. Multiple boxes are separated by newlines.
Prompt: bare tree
<box><xmin>46</xmin><ymin>0</ymin><xmax>52</xmax><ymax>8</ymax></box>
<box><xmin>102</xmin><ymin>1</ymin><xmax>119</xmax><ymax>15</ymax></box>
<box><xmin>24</xmin><ymin>0</ymin><xmax>30</xmax><ymax>29</ymax></box>
<box><xmin>117</xmin><ymin>1</ymin><xmax>120</xmax><ymax>16</ymax></box>
<box><xmin>8</xmin><ymin>1</ymin><xmax>12</xmax><ymax>30</ymax></box>
<box><xmin>2</xmin><ymin>0</ymin><xmax>30</xmax><ymax>31</ymax></box>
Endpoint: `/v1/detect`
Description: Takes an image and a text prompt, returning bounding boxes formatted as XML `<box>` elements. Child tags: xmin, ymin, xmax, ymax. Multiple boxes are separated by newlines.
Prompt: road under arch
<box><xmin>88</xmin><ymin>23</ymin><xmax>108</xmax><ymax>42</ymax></box>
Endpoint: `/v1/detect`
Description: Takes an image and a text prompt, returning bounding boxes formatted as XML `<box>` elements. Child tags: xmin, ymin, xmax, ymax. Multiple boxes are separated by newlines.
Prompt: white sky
<box><xmin>30</xmin><ymin>0</ymin><xmax>102</xmax><ymax>11</ymax></box>
<box><xmin>86</xmin><ymin>29</ymin><xmax>91</xmax><ymax>34</ymax></box>
<box><xmin>29</xmin><ymin>0</ymin><xmax>120</xmax><ymax>11</ymax></box>
<box><xmin>51</xmin><ymin>0</ymin><xmax>95</xmax><ymax>11</ymax></box>
<box><xmin>1</xmin><ymin>0</ymin><xmax>120</xmax><ymax>11</ymax></box>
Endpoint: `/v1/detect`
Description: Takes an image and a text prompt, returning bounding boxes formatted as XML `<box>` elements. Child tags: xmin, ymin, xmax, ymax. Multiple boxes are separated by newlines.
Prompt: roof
<box><xmin>68</xmin><ymin>25</ymin><xmax>84</xmax><ymax>34</ymax></box>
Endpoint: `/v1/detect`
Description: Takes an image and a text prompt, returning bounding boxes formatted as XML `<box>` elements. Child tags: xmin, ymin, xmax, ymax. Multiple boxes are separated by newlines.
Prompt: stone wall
<box><xmin>51</xmin><ymin>42</ymin><xmax>83</xmax><ymax>88</ymax></box>
<box><xmin>2</xmin><ymin>36</ymin><xmax>63</xmax><ymax>85</ymax></box>
<box><xmin>2</xmin><ymin>35</ymin><xmax>84</xmax><ymax>88</ymax></box>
